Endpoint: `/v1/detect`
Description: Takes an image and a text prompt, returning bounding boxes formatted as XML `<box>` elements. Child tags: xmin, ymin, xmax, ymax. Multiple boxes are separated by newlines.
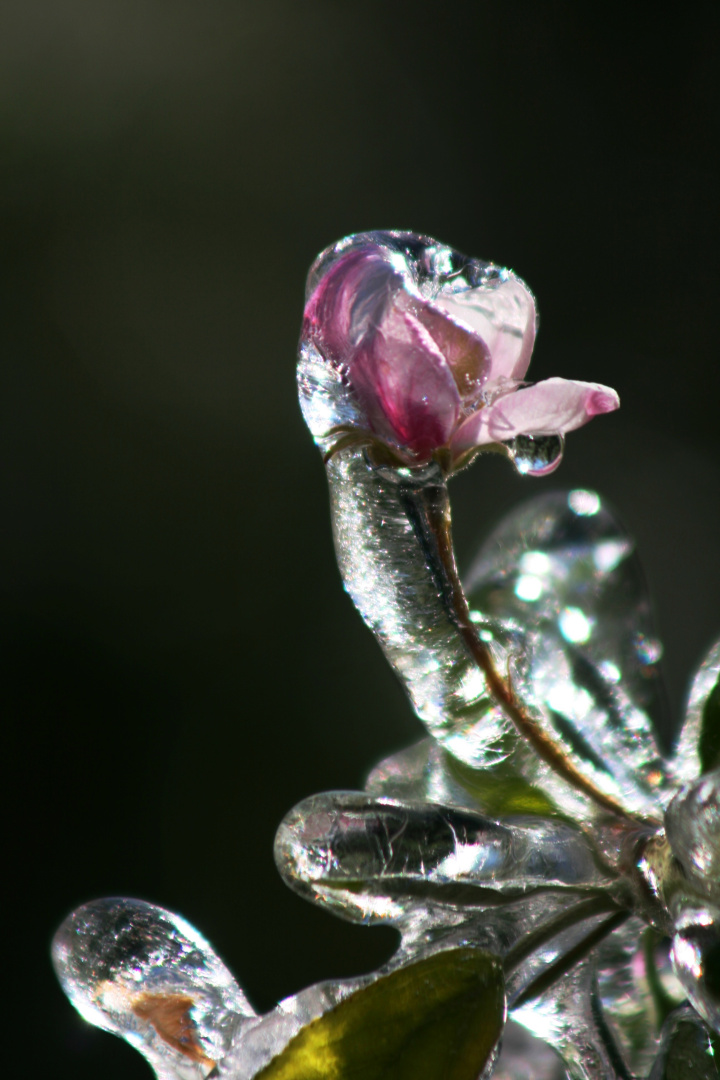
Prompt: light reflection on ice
<box><xmin>558</xmin><ymin>606</ymin><xmax>593</xmax><ymax>644</ymax></box>
<box><xmin>515</xmin><ymin>575</ymin><xmax>543</xmax><ymax>602</ymax></box>
<box><xmin>568</xmin><ymin>489</ymin><xmax>601</xmax><ymax>516</ymax></box>
<box><xmin>593</xmin><ymin>539</ymin><xmax>629</xmax><ymax>573</ymax></box>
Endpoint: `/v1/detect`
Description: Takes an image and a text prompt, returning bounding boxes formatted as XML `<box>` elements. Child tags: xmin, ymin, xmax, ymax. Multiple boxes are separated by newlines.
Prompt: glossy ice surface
<box><xmin>54</xmin><ymin>235</ymin><xmax>719</xmax><ymax>1079</ymax></box>
<box><xmin>298</xmin><ymin>231</ymin><xmax>618</xmax><ymax>473</ymax></box>
<box><xmin>54</xmin><ymin>479</ymin><xmax>720</xmax><ymax>1077</ymax></box>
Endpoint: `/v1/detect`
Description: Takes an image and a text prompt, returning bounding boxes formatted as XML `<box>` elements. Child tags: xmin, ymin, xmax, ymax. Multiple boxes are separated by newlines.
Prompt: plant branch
<box><xmin>504</xmin><ymin>893</ymin><xmax>622</xmax><ymax>978</ymax></box>
<box><xmin>511</xmin><ymin>910</ymin><xmax>629</xmax><ymax>1008</ymax></box>
<box><xmin>397</xmin><ymin>473</ymin><xmax>639</xmax><ymax>824</ymax></box>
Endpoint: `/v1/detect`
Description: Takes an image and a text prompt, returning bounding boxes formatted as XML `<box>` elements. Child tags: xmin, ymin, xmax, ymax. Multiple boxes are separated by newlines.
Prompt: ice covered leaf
<box><xmin>255</xmin><ymin>947</ymin><xmax>504</xmax><ymax>1080</ymax></box>
<box><xmin>321</xmin><ymin>441</ymin><xmax>660</xmax><ymax>820</ymax></box>
<box><xmin>365</xmin><ymin>739</ymin><xmax>481</xmax><ymax>811</ymax></box>
<box><xmin>365</xmin><ymin>739</ymin><xmax>559</xmax><ymax>819</ymax></box>
<box><xmin>649</xmin><ymin>1004</ymin><xmax>720</xmax><ymax>1079</ymax></box>
<box><xmin>594</xmin><ymin>921</ymin><xmax>685</xmax><ymax>1076</ymax></box>
<box><xmin>666</xmin><ymin>768</ymin><xmax>720</xmax><ymax>905</ymax></box>
<box><xmin>440</xmin><ymin>752</ymin><xmax>564</xmax><ymax>819</ymax></box>
<box><xmin>670</xmin><ymin>901</ymin><xmax>720</xmax><ymax>1036</ymax></box>
<box><xmin>702</xmin><ymin>683</ymin><xmax>720</xmax><ymax>774</ymax></box>
<box><xmin>275</xmin><ymin>792</ymin><xmax>611</xmax><ymax>926</ymax></box>
<box><xmin>673</xmin><ymin>640</ymin><xmax>720</xmax><ymax>784</ymax></box>
<box><xmin>52</xmin><ymin>898</ymin><xmax>255</xmax><ymax>1080</ymax></box>
<box><xmin>464</xmin><ymin>489</ymin><xmax>672</xmax><ymax>818</ymax></box>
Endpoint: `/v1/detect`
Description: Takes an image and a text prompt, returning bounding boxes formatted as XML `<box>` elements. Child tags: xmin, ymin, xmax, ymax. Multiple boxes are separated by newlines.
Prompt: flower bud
<box><xmin>299</xmin><ymin>231</ymin><xmax>619</xmax><ymax>473</ymax></box>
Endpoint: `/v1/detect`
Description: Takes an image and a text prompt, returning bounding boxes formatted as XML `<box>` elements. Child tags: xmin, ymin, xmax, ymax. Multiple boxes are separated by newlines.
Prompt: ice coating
<box><xmin>649</xmin><ymin>1004</ymin><xmax>720</xmax><ymax>1079</ymax></box>
<box><xmin>666</xmin><ymin>768</ymin><xmax>720</xmax><ymax>903</ymax></box>
<box><xmin>465</xmin><ymin>489</ymin><xmax>674</xmax><ymax>818</ymax></box>
<box><xmin>299</xmin><ymin>231</ymin><xmax>618</xmax><ymax>474</ymax></box>
<box><xmin>670</xmin><ymin>901</ymin><xmax>720</xmax><ymax>1037</ymax></box>
<box><xmin>52</xmin><ymin>233</ymin><xmax>720</xmax><ymax>1079</ymax></box>
<box><xmin>275</xmin><ymin>792</ymin><xmax>611</xmax><ymax>924</ymax></box>
<box><xmin>512</xmin><ymin>957</ymin><xmax>629</xmax><ymax>1079</ymax></box>
<box><xmin>672</xmin><ymin>638</ymin><xmax>720</xmax><ymax>785</ymax></box>
<box><xmin>52</xmin><ymin>896</ymin><xmax>511</xmax><ymax>1080</ymax></box>
<box><xmin>329</xmin><ymin>452</ymin><xmax>672</xmax><ymax>821</ymax></box>
<box><xmin>52</xmin><ymin>898</ymin><xmax>255</xmax><ymax>1079</ymax></box>
<box><xmin>328</xmin><ymin>450</ymin><xmax>523</xmax><ymax>771</ymax></box>
<box><xmin>52</xmin><ymin>483</ymin><xmax>720</xmax><ymax>1077</ymax></box>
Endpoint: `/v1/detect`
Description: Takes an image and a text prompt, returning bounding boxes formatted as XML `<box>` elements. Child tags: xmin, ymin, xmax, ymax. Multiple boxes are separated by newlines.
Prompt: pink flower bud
<box><xmin>299</xmin><ymin>232</ymin><xmax>619</xmax><ymax>472</ymax></box>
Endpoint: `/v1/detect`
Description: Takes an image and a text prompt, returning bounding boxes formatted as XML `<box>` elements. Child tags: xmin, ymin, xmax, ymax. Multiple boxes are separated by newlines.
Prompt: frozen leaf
<box><xmin>275</xmin><ymin>792</ymin><xmax>612</xmax><ymax>926</ymax></box>
<box><xmin>255</xmin><ymin>947</ymin><xmax>504</xmax><ymax>1080</ymax></box>
<box><xmin>492</xmin><ymin>1020</ymin><xmax>565</xmax><ymax>1079</ymax></box>
<box><xmin>465</xmin><ymin>489</ymin><xmax>672</xmax><ymax>818</ymax></box>
<box><xmin>52</xmin><ymin>898</ymin><xmax>255</xmax><ymax>1080</ymax></box>
<box><xmin>595</xmin><ymin>922</ymin><xmax>683</xmax><ymax>1076</ymax></box>
<box><xmin>512</xmin><ymin>956</ymin><xmax>632</xmax><ymax>1080</ymax></box>
<box><xmin>649</xmin><ymin>1004</ymin><xmax>719</xmax><ymax>1079</ymax></box>
<box><xmin>666</xmin><ymin>768</ymin><xmax>720</xmax><ymax>905</ymax></box>
<box><xmin>670</xmin><ymin>901</ymin><xmax>720</xmax><ymax>1036</ymax></box>
<box><xmin>672</xmin><ymin>639</ymin><xmax>720</xmax><ymax>785</ymax></box>
<box><xmin>365</xmin><ymin>740</ymin><xmax>559</xmax><ymax>819</ymax></box>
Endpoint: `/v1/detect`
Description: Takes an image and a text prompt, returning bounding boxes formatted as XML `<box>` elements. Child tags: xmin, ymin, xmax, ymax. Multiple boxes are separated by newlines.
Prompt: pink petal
<box><xmin>414</xmin><ymin>301</ymin><xmax>493</xmax><ymax>407</ymax></box>
<box><xmin>351</xmin><ymin>299</ymin><xmax>461</xmax><ymax>456</ymax></box>
<box><xmin>451</xmin><ymin>377</ymin><xmax>620</xmax><ymax>455</ymax></box>
<box><xmin>435</xmin><ymin>274</ymin><xmax>537</xmax><ymax>384</ymax></box>
<box><xmin>304</xmin><ymin>249</ymin><xmax>401</xmax><ymax>361</ymax></box>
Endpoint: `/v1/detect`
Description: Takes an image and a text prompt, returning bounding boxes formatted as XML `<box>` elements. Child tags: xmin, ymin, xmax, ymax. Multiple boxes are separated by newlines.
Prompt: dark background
<box><xmin>3</xmin><ymin>3</ymin><xmax>719</xmax><ymax>1076</ymax></box>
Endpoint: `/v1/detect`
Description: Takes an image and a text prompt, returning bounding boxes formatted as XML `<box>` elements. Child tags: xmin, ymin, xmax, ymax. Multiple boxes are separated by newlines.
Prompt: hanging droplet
<box><xmin>52</xmin><ymin>898</ymin><xmax>255</xmax><ymax>1080</ymax></box>
<box><xmin>505</xmin><ymin>433</ymin><xmax>565</xmax><ymax>477</ymax></box>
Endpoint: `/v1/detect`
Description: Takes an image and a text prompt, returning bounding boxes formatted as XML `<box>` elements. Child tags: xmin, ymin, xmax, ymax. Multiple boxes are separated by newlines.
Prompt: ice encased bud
<box><xmin>299</xmin><ymin>231</ymin><xmax>536</xmax><ymax>466</ymax></box>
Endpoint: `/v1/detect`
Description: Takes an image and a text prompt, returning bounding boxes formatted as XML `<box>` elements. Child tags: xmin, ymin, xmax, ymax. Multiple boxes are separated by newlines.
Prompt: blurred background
<box><xmin>2</xmin><ymin>3</ymin><xmax>719</xmax><ymax>1075</ymax></box>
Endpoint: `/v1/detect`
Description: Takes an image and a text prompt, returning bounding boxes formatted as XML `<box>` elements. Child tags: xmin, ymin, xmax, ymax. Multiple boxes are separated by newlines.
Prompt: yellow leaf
<box><xmin>258</xmin><ymin>948</ymin><xmax>504</xmax><ymax>1080</ymax></box>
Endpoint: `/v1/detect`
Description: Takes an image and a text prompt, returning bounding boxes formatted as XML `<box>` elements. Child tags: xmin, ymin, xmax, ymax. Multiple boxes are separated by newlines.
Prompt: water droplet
<box><xmin>505</xmin><ymin>434</ymin><xmax>565</xmax><ymax>477</ymax></box>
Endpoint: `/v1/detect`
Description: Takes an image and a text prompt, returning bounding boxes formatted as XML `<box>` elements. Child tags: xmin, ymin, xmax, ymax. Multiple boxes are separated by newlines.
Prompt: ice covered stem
<box><xmin>300</xmin><ymin>231</ymin><xmax>626</xmax><ymax>817</ymax></box>
<box><xmin>327</xmin><ymin>445</ymin><xmax>632</xmax><ymax>820</ymax></box>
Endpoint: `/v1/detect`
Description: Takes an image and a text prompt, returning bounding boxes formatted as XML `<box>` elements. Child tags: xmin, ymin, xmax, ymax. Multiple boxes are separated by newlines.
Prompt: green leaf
<box><xmin>257</xmin><ymin>948</ymin><xmax>505</xmax><ymax>1080</ymax></box>
<box><xmin>444</xmin><ymin>752</ymin><xmax>560</xmax><ymax>818</ymax></box>
<box><xmin>700</xmin><ymin>677</ymin><xmax>720</xmax><ymax>774</ymax></box>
